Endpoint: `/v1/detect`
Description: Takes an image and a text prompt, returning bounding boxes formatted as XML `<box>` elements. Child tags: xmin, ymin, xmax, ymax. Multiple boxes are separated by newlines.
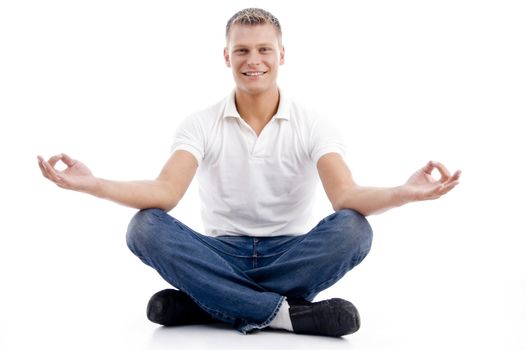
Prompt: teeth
<box><xmin>244</xmin><ymin>71</ymin><xmax>265</xmax><ymax>76</ymax></box>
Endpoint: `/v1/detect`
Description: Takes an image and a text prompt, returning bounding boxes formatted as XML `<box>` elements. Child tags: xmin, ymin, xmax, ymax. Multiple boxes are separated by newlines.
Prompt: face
<box><xmin>224</xmin><ymin>23</ymin><xmax>285</xmax><ymax>96</ymax></box>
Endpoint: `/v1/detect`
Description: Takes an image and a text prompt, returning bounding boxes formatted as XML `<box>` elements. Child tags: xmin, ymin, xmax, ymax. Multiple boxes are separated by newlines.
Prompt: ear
<box><xmin>279</xmin><ymin>46</ymin><xmax>285</xmax><ymax>65</ymax></box>
<box><xmin>224</xmin><ymin>47</ymin><xmax>231</xmax><ymax>67</ymax></box>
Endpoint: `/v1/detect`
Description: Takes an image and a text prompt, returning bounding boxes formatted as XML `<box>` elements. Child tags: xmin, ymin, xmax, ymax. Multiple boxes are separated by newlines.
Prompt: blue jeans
<box><xmin>126</xmin><ymin>208</ymin><xmax>372</xmax><ymax>334</ymax></box>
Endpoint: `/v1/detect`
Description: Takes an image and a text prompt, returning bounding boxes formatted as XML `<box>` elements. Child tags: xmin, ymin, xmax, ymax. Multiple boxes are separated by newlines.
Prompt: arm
<box><xmin>37</xmin><ymin>150</ymin><xmax>198</xmax><ymax>211</ymax></box>
<box><xmin>317</xmin><ymin>153</ymin><xmax>461</xmax><ymax>216</ymax></box>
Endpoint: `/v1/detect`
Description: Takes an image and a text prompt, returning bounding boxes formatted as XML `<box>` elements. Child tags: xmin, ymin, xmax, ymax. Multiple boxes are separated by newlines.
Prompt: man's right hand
<box><xmin>37</xmin><ymin>153</ymin><xmax>99</xmax><ymax>194</ymax></box>
<box><xmin>37</xmin><ymin>150</ymin><xmax>197</xmax><ymax>210</ymax></box>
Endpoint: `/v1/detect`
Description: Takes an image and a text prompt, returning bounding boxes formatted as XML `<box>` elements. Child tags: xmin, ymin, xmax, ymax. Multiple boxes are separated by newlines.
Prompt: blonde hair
<box><xmin>225</xmin><ymin>8</ymin><xmax>282</xmax><ymax>46</ymax></box>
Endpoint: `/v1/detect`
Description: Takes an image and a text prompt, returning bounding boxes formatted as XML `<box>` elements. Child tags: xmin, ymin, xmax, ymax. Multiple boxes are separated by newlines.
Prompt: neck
<box><xmin>235</xmin><ymin>87</ymin><xmax>280</xmax><ymax>125</ymax></box>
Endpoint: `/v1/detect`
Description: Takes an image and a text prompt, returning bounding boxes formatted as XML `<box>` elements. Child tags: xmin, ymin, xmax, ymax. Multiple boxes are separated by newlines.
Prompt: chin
<box><xmin>237</xmin><ymin>83</ymin><xmax>276</xmax><ymax>96</ymax></box>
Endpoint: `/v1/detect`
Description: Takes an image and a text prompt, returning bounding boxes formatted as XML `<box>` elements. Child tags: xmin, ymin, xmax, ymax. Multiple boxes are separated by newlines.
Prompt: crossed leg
<box><xmin>125</xmin><ymin>208</ymin><xmax>372</xmax><ymax>333</ymax></box>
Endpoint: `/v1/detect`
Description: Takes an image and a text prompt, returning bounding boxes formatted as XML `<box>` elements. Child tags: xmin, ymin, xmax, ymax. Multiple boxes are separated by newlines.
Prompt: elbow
<box><xmin>332</xmin><ymin>201</ymin><xmax>344</xmax><ymax>212</ymax></box>
<box><xmin>333</xmin><ymin>202</ymin><xmax>370</xmax><ymax>217</ymax></box>
<box><xmin>137</xmin><ymin>202</ymin><xmax>177</xmax><ymax>212</ymax></box>
<box><xmin>332</xmin><ymin>197</ymin><xmax>353</xmax><ymax>213</ymax></box>
<box><xmin>159</xmin><ymin>199</ymin><xmax>179</xmax><ymax>212</ymax></box>
<box><xmin>331</xmin><ymin>187</ymin><xmax>351</xmax><ymax>212</ymax></box>
<box><xmin>331</xmin><ymin>190</ymin><xmax>370</xmax><ymax>217</ymax></box>
<box><xmin>139</xmin><ymin>194</ymin><xmax>179</xmax><ymax>212</ymax></box>
<box><xmin>154</xmin><ymin>180</ymin><xmax>182</xmax><ymax>212</ymax></box>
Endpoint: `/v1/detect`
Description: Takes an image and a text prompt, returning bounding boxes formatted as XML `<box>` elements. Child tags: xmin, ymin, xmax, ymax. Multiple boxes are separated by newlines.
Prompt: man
<box><xmin>37</xmin><ymin>8</ymin><xmax>461</xmax><ymax>337</ymax></box>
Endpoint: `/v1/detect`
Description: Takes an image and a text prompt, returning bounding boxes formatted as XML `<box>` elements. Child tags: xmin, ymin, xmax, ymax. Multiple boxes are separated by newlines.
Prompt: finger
<box><xmin>452</xmin><ymin>170</ymin><xmax>462</xmax><ymax>180</ymax></box>
<box><xmin>431</xmin><ymin>179</ymin><xmax>459</xmax><ymax>197</ymax></box>
<box><xmin>48</xmin><ymin>154</ymin><xmax>63</xmax><ymax>168</ymax></box>
<box><xmin>429</xmin><ymin>182</ymin><xmax>459</xmax><ymax>200</ymax></box>
<box><xmin>37</xmin><ymin>156</ymin><xmax>50</xmax><ymax>179</ymax></box>
<box><xmin>430</xmin><ymin>161</ymin><xmax>451</xmax><ymax>182</ymax></box>
<box><xmin>38</xmin><ymin>157</ymin><xmax>56</xmax><ymax>181</ymax></box>
<box><xmin>428</xmin><ymin>184</ymin><xmax>452</xmax><ymax>200</ymax></box>
<box><xmin>442</xmin><ymin>170</ymin><xmax>462</xmax><ymax>186</ymax></box>
<box><xmin>421</xmin><ymin>182</ymin><xmax>443</xmax><ymax>200</ymax></box>
<box><xmin>439</xmin><ymin>180</ymin><xmax>460</xmax><ymax>195</ymax></box>
<box><xmin>41</xmin><ymin>159</ymin><xmax>63</xmax><ymax>183</ymax></box>
<box><xmin>422</xmin><ymin>161</ymin><xmax>435</xmax><ymax>175</ymax></box>
<box><xmin>61</xmin><ymin>153</ymin><xmax>77</xmax><ymax>167</ymax></box>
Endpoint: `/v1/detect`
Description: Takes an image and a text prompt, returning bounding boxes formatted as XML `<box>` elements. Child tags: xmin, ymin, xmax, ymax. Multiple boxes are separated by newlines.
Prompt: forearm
<box><xmin>334</xmin><ymin>185</ymin><xmax>407</xmax><ymax>216</ymax></box>
<box><xmin>92</xmin><ymin>178</ymin><xmax>178</xmax><ymax>211</ymax></box>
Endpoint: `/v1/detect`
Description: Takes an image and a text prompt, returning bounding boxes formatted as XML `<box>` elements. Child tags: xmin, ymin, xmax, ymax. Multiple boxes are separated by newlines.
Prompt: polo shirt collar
<box><xmin>223</xmin><ymin>88</ymin><xmax>290</xmax><ymax>120</ymax></box>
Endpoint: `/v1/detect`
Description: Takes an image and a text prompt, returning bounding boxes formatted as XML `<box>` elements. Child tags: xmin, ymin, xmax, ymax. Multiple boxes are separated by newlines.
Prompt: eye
<box><xmin>235</xmin><ymin>48</ymin><xmax>248</xmax><ymax>54</ymax></box>
<box><xmin>259</xmin><ymin>47</ymin><xmax>272</xmax><ymax>53</ymax></box>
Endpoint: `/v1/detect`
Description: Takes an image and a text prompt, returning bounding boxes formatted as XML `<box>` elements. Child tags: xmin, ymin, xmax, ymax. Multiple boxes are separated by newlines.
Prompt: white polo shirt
<box><xmin>171</xmin><ymin>89</ymin><xmax>346</xmax><ymax>237</ymax></box>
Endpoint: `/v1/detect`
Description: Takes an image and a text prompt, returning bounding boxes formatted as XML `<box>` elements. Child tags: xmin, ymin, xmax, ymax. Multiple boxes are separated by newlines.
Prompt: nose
<box><xmin>247</xmin><ymin>51</ymin><xmax>261</xmax><ymax>66</ymax></box>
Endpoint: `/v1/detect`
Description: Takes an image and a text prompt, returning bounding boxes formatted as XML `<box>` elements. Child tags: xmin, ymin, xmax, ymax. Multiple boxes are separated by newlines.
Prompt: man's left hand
<box><xmin>400</xmin><ymin>161</ymin><xmax>461</xmax><ymax>203</ymax></box>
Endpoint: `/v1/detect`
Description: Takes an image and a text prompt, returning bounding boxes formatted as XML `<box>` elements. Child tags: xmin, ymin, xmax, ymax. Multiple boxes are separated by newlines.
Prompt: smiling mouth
<box><xmin>242</xmin><ymin>71</ymin><xmax>267</xmax><ymax>77</ymax></box>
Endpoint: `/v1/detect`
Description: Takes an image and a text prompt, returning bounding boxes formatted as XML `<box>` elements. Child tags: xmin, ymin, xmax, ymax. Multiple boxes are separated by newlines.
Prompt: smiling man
<box><xmin>37</xmin><ymin>8</ymin><xmax>461</xmax><ymax>337</ymax></box>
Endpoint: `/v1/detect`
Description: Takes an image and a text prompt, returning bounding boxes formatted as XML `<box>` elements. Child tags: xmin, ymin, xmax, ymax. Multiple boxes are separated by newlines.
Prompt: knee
<box><xmin>332</xmin><ymin>209</ymin><xmax>373</xmax><ymax>258</ymax></box>
<box><xmin>126</xmin><ymin>208</ymin><xmax>165</xmax><ymax>253</ymax></box>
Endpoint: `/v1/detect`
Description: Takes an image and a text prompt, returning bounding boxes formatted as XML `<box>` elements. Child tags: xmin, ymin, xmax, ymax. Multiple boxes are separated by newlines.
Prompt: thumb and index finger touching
<box><xmin>424</xmin><ymin>160</ymin><xmax>462</xmax><ymax>184</ymax></box>
<box><xmin>37</xmin><ymin>153</ymin><xmax>77</xmax><ymax>186</ymax></box>
<box><xmin>45</xmin><ymin>153</ymin><xmax>76</xmax><ymax>168</ymax></box>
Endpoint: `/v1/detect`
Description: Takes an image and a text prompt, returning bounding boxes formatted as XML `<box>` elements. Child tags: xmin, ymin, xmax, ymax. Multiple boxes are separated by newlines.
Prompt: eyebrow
<box><xmin>232</xmin><ymin>43</ymin><xmax>275</xmax><ymax>49</ymax></box>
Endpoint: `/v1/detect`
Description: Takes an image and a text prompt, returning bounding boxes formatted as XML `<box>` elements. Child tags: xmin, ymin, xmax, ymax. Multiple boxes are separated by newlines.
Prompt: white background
<box><xmin>1</xmin><ymin>1</ymin><xmax>525</xmax><ymax>349</ymax></box>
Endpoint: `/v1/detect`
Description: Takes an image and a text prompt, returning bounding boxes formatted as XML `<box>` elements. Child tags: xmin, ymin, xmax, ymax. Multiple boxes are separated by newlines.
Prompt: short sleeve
<box><xmin>170</xmin><ymin>114</ymin><xmax>205</xmax><ymax>167</ymax></box>
<box><xmin>309</xmin><ymin>116</ymin><xmax>347</xmax><ymax>165</ymax></box>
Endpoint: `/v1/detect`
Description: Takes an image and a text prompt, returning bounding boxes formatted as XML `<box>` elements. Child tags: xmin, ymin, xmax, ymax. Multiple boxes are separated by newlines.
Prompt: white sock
<box><xmin>268</xmin><ymin>299</ymin><xmax>293</xmax><ymax>331</ymax></box>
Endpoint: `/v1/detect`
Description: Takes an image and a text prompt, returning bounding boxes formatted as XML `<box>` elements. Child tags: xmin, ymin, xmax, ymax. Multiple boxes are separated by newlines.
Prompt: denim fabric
<box><xmin>126</xmin><ymin>208</ymin><xmax>373</xmax><ymax>334</ymax></box>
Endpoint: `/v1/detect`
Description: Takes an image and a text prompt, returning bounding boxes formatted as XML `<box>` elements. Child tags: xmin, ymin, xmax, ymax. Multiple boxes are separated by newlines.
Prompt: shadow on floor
<box><xmin>149</xmin><ymin>324</ymin><xmax>351</xmax><ymax>350</ymax></box>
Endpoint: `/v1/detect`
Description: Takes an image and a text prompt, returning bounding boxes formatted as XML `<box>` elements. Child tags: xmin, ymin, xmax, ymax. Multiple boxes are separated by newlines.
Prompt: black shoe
<box><xmin>288</xmin><ymin>298</ymin><xmax>361</xmax><ymax>337</ymax></box>
<box><xmin>146</xmin><ymin>289</ymin><xmax>216</xmax><ymax>326</ymax></box>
